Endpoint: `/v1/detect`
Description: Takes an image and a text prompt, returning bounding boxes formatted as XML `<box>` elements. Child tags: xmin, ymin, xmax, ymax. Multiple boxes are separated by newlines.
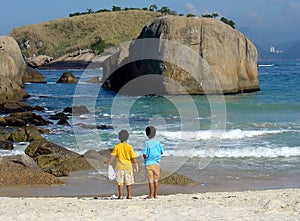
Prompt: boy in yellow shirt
<box><xmin>108</xmin><ymin>130</ymin><xmax>138</xmax><ymax>199</ymax></box>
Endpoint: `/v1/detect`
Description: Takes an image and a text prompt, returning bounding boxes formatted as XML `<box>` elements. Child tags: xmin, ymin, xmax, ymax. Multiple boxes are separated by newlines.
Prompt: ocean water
<box><xmin>2</xmin><ymin>61</ymin><xmax>300</xmax><ymax>191</ymax></box>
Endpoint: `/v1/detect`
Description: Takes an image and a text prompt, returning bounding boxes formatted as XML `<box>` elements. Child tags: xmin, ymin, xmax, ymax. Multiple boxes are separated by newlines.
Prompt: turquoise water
<box><xmin>2</xmin><ymin>61</ymin><xmax>300</xmax><ymax>187</ymax></box>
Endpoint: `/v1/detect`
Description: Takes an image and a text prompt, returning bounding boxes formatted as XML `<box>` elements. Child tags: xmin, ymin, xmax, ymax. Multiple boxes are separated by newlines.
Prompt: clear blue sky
<box><xmin>1</xmin><ymin>0</ymin><xmax>300</xmax><ymax>44</ymax></box>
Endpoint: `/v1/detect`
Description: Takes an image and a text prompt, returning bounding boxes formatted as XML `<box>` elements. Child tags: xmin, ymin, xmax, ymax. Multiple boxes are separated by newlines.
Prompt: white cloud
<box><xmin>185</xmin><ymin>2</ymin><xmax>199</xmax><ymax>15</ymax></box>
<box><xmin>248</xmin><ymin>11</ymin><xmax>265</xmax><ymax>26</ymax></box>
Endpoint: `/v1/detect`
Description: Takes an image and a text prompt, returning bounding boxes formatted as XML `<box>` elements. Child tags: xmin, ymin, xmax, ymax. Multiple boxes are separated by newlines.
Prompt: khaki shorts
<box><xmin>115</xmin><ymin>170</ymin><xmax>134</xmax><ymax>186</ymax></box>
<box><xmin>146</xmin><ymin>164</ymin><xmax>160</xmax><ymax>183</ymax></box>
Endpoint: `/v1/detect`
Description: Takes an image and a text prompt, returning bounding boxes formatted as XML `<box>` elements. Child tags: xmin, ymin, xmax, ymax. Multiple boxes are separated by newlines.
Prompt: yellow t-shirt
<box><xmin>111</xmin><ymin>142</ymin><xmax>136</xmax><ymax>170</ymax></box>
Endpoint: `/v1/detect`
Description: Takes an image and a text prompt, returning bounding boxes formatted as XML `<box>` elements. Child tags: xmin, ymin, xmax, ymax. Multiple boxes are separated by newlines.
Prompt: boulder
<box><xmin>57</xmin><ymin>118</ymin><xmax>70</xmax><ymax>126</ymax></box>
<box><xmin>25</xmin><ymin>139</ymin><xmax>80</xmax><ymax>159</ymax></box>
<box><xmin>6</xmin><ymin>128</ymin><xmax>27</xmax><ymax>142</ymax></box>
<box><xmin>0</xmin><ymin>140</ymin><xmax>14</xmax><ymax>150</ymax></box>
<box><xmin>48</xmin><ymin>156</ymin><xmax>95</xmax><ymax>176</ymax></box>
<box><xmin>87</xmin><ymin>76</ymin><xmax>100</xmax><ymax>83</ymax></box>
<box><xmin>0</xmin><ymin>78</ymin><xmax>28</xmax><ymax>104</ymax></box>
<box><xmin>49</xmin><ymin>112</ymin><xmax>69</xmax><ymax>121</ymax></box>
<box><xmin>97</xmin><ymin>124</ymin><xmax>114</xmax><ymax>130</ymax></box>
<box><xmin>102</xmin><ymin>16</ymin><xmax>259</xmax><ymax>95</ymax></box>
<box><xmin>49</xmin><ymin>112</ymin><xmax>70</xmax><ymax>125</ymax></box>
<box><xmin>52</xmin><ymin>149</ymin><xmax>110</xmax><ymax>174</ymax></box>
<box><xmin>0</xmin><ymin>101</ymin><xmax>31</xmax><ymax>114</ymax></box>
<box><xmin>23</xmin><ymin>66</ymin><xmax>46</xmax><ymax>83</ymax></box>
<box><xmin>47</xmin><ymin>165</ymin><xmax>70</xmax><ymax>177</ymax></box>
<box><xmin>25</xmin><ymin>124</ymin><xmax>44</xmax><ymax>140</ymax></box>
<box><xmin>35</xmin><ymin>149</ymin><xmax>110</xmax><ymax>177</ymax></box>
<box><xmin>56</xmin><ymin>72</ymin><xmax>78</xmax><ymax>83</ymax></box>
<box><xmin>75</xmin><ymin>123</ymin><xmax>113</xmax><ymax>130</ymax></box>
<box><xmin>3</xmin><ymin>154</ymin><xmax>40</xmax><ymax>169</ymax></box>
<box><xmin>159</xmin><ymin>171</ymin><xmax>197</xmax><ymax>186</ymax></box>
<box><xmin>26</xmin><ymin>55</ymin><xmax>53</xmax><ymax>68</ymax></box>
<box><xmin>1</xmin><ymin>116</ymin><xmax>26</xmax><ymax>127</ymax></box>
<box><xmin>5</xmin><ymin>111</ymin><xmax>52</xmax><ymax>126</ymax></box>
<box><xmin>0</xmin><ymin>36</ymin><xmax>26</xmax><ymax>85</ymax></box>
<box><xmin>133</xmin><ymin>164</ymin><xmax>197</xmax><ymax>186</ymax></box>
<box><xmin>4</xmin><ymin>124</ymin><xmax>45</xmax><ymax>142</ymax></box>
<box><xmin>25</xmin><ymin>143</ymin><xmax>111</xmax><ymax>177</ymax></box>
<box><xmin>0</xmin><ymin>36</ymin><xmax>28</xmax><ymax>102</ymax></box>
<box><xmin>97</xmin><ymin>148</ymin><xmax>113</xmax><ymax>158</ymax></box>
<box><xmin>35</xmin><ymin>153</ymin><xmax>67</xmax><ymax>169</ymax></box>
<box><xmin>0</xmin><ymin>157</ymin><xmax>62</xmax><ymax>185</ymax></box>
<box><xmin>84</xmin><ymin>149</ymin><xmax>109</xmax><ymax>168</ymax></box>
<box><xmin>0</xmin><ymin>134</ymin><xmax>5</xmax><ymax>141</ymax></box>
<box><xmin>35</xmin><ymin>153</ymin><xmax>105</xmax><ymax>177</ymax></box>
<box><xmin>63</xmin><ymin>105</ymin><xmax>89</xmax><ymax>116</ymax></box>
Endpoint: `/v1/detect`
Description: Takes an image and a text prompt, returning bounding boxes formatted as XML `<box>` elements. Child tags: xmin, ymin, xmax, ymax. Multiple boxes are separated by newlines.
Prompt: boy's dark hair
<box><xmin>145</xmin><ymin>126</ymin><xmax>156</xmax><ymax>139</ymax></box>
<box><xmin>118</xmin><ymin>130</ymin><xmax>129</xmax><ymax>142</ymax></box>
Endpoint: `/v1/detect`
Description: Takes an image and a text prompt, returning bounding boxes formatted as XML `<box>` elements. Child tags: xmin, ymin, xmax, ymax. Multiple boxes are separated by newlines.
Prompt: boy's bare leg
<box><xmin>154</xmin><ymin>180</ymin><xmax>159</xmax><ymax>198</ymax></box>
<box><xmin>126</xmin><ymin>185</ymin><xmax>132</xmax><ymax>199</ymax></box>
<box><xmin>148</xmin><ymin>182</ymin><xmax>154</xmax><ymax>198</ymax></box>
<box><xmin>118</xmin><ymin>184</ymin><xmax>123</xmax><ymax>199</ymax></box>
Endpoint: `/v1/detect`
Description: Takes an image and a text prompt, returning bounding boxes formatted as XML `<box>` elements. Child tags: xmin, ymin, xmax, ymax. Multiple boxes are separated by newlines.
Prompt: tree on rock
<box><xmin>149</xmin><ymin>4</ymin><xmax>157</xmax><ymax>12</ymax></box>
<box><xmin>220</xmin><ymin>17</ymin><xmax>235</xmax><ymax>29</ymax></box>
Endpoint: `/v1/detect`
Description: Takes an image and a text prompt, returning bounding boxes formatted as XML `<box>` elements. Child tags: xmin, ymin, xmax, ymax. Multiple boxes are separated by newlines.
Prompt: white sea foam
<box><xmin>0</xmin><ymin>142</ymin><xmax>29</xmax><ymax>157</ymax></box>
<box><xmin>161</xmin><ymin>129</ymin><xmax>288</xmax><ymax>141</ymax></box>
<box><xmin>101</xmin><ymin>113</ymin><xmax>111</xmax><ymax>117</ymax></box>
<box><xmin>164</xmin><ymin>146</ymin><xmax>300</xmax><ymax>158</ymax></box>
<box><xmin>258</xmin><ymin>64</ymin><xmax>274</xmax><ymax>67</ymax></box>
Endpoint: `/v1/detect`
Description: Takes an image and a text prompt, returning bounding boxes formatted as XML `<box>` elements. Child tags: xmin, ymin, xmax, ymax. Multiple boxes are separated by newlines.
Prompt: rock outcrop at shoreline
<box><xmin>102</xmin><ymin>16</ymin><xmax>260</xmax><ymax>95</ymax></box>
<box><xmin>0</xmin><ymin>155</ymin><xmax>62</xmax><ymax>185</ymax></box>
<box><xmin>38</xmin><ymin>51</ymin><xmax>105</xmax><ymax>69</ymax></box>
<box><xmin>0</xmin><ymin>36</ymin><xmax>57</xmax><ymax>185</ymax></box>
<box><xmin>22</xmin><ymin>139</ymin><xmax>197</xmax><ymax>186</ymax></box>
<box><xmin>0</xmin><ymin>36</ymin><xmax>46</xmax><ymax>104</ymax></box>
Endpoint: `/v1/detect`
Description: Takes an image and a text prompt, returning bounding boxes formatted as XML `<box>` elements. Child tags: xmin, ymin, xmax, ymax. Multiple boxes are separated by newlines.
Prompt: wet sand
<box><xmin>1</xmin><ymin>157</ymin><xmax>300</xmax><ymax>197</ymax></box>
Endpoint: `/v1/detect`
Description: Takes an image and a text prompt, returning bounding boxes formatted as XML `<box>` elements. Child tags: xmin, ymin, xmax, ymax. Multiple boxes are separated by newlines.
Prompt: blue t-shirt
<box><xmin>141</xmin><ymin>139</ymin><xmax>164</xmax><ymax>166</ymax></box>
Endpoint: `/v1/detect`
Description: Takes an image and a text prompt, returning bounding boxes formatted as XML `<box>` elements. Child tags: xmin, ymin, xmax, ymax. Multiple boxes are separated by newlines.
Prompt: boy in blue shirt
<box><xmin>141</xmin><ymin>126</ymin><xmax>164</xmax><ymax>199</ymax></box>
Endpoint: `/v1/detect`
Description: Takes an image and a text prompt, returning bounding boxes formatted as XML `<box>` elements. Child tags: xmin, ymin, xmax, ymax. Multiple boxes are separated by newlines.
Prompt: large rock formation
<box><xmin>0</xmin><ymin>36</ymin><xmax>46</xmax><ymax>104</ymax></box>
<box><xmin>0</xmin><ymin>36</ymin><xmax>28</xmax><ymax>102</ymax></box>
<box><xmin>102</xmin><ymin>16</ymin><xmax>260</xmax><ymax>95</ymax></box>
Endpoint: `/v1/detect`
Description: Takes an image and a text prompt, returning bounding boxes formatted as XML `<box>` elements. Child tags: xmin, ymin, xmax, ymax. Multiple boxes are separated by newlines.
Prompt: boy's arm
<box><xmin>107</xmin><ymin>155</ymin><xmax>116</xmax><ymax>166</ymax></box>
<box><xmin>160</xmin><ymin>142</ymin><xmax>164</xmax><ymax>154</ymax></box>
<box><xmin>141</xmin><ymin>142</ymin><xmax>148</xmax><ymax>159</ymax></box>
<box><xmin>131</xmin><ymin>158</ymin><xmax>139</xmax><ymax>172</ymax></box>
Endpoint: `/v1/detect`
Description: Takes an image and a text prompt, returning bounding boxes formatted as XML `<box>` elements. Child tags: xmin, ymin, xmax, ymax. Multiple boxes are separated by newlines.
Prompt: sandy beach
<box><xmin>0</xmin><ymin>188</ymin><xmax>299</xmax><ymax>220</ymax></box>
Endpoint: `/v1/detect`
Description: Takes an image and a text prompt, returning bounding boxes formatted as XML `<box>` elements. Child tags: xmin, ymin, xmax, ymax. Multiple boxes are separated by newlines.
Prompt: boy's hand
<box><xmin>133</xmin><ymin>164</ymin><xmax>139</xmax><ymax>172</ymax></box>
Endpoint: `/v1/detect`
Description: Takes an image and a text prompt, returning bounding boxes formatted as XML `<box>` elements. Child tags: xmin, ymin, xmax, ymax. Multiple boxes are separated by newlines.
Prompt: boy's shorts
<box><xmin>115</xmin><ymin>169</ymin><xmax>134</xmax><ymax>186</ymax></box>
<box><xmin>146</xmin><ymin>164</ymin><xmax>160</xmax><ymax>183</ymax></box>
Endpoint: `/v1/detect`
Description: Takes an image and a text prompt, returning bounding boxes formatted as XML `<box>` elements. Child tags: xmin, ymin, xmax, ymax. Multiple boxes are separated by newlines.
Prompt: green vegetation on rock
<box><xmin>10</xmin><ymin>10</ymin><xmax>159</xmax><ymax>58</ymax></box>
<box><xmin>9</xmin><ymin>7</ymin><xmax>236</xmax><ymax>59</ymax></box>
